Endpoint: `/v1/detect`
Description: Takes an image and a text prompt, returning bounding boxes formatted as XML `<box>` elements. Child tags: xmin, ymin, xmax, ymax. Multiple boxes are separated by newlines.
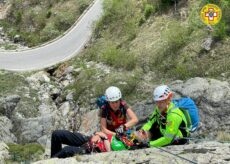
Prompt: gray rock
<box><xmin>180</xmin><ymin>77</ymin><xmax>209</xmax><ymax>100</ymax></box>
<box><xmin>0</xmin><ymin>95</ymin><xmax>20</xmax><ymax>118</ymax></box>
<box><xmin>132</xmin><ymin>101</ymin><xmax>154</xmax><ymax>130</ymax></box>
<box><xmin>63</xmin><ymin>66</ymin><xmax>74</xmax><ymax>75</ymax></box>
<box><xmin>0</xmin><ymin>116</ymin><xmax>17</xmax><ymax>143</ymax></box>
<box><xmin>201</xmin><ymin>36</ymin><xmax>213</xmax><ymax>51</ymax></box>
<box><xmin>78</xmin><ymin>109</ymin><xmax>100</xmax><ymax>135</ymax></box>
<box><xmin>66</xmin><ymin>92</ymin><xmax>74</xmax><ymax>101</ymax></box>
<box><xmin>0</xmin><ymin>38</ymin><xmax>4</xmax><ymax>44</ymax></box>
<box><xmin>169</xmin><ymin>77</ymin><xmax>230</xmax><ymax>136</ymax></box>
<box><xmin>17</xmin><ymin>114</ymin><xmax>55</xmax><ymax>143</ymax></box>
<box><xmin>0</xmin><ymin>142</ymin><xmax>9</xmax><ymax>164</ymax></box>
<box><xmin>34</xmin><ymin>141</ymin><xmax>230</xmax><ymax>164</ymax></box>
<box><xmin>13</xmin><ymin>34</ymin><xmax>21</xmax><ymax>43</ymax></box>
<box><xmin>59</xmin><ymin>102</ymin><xmax>71</xmax><ymax>117</ymax></box>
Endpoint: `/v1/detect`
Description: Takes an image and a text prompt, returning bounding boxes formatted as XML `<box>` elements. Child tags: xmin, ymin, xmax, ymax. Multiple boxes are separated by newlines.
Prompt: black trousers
<box><xmin>51</xmin><ymin>130</ymin><xmax>89</xmax><ymax>158</ymax></box>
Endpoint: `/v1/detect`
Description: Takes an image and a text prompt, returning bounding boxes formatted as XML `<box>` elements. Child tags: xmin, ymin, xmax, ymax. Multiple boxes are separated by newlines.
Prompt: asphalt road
<box><xmin>0</xmin><ymin>0</ymin><xmax>103</xmax><ymax>71</ymax></box>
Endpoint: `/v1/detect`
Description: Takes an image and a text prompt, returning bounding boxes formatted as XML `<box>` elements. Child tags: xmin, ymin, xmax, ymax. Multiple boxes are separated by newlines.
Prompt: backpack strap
<box><xmin>168</xmin><ymin>106</ymin><xmax>189</xmax><ymax>138</ymax></box>
<box><xmin>120</xmin><ymin>100</ymin><xmax>127</xmax><ymax>117</ymax></box>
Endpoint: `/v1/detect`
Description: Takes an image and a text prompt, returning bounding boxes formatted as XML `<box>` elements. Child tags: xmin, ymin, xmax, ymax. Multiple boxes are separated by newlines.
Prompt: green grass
<box><xmin>6</xmin><ymin>143</ymin><xmax>44</xmax><ymax>163</ymax></box>
<box><xmin>0</xmin><ymin>72</ymin><xmax>40</xmax><ymax>117</ymax></box>
<box><xmin>64</xmin><ymin>0</ymin><xmax>230</xmax><ymax>105</ymax></box>
<box><xmin>0</xmin><ymin>0</ymin><xmax>93</xmax><ymax>47</ymax></box>
<box><xmin>0</xmin><ymin>72</ymin><xmax>26</xmax><ymax>96</ymax></box>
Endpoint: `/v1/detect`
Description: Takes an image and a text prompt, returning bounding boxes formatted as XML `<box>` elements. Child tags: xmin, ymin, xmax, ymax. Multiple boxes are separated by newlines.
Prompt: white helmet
<box><xmin>105</xmin><ymin>86</ymin><xmax>122</xmax><ymax>102</ymax></box>
<box><xmin>153</xmin><ymin>85</ymin><xmax>172</xmax><ymax>101</ymax></box>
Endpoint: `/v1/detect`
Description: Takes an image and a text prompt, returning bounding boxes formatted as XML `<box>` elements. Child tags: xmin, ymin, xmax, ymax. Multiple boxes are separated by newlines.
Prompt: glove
<box><xmin>115</xmin><ymin>125</ymin><xmax>126</xmax><ymax>134</ymax></box>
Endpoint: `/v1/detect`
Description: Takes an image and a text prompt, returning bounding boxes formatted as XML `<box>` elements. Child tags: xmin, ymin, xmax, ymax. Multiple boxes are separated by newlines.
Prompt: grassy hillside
<box><xmin>0</xmin><ymin>0</ymin><xmax>229</xmax><ymax>103</ymax></box>
<box><xmin>64</xmin><ymin>0</ymin><xmax>230</xmax><ymax>102</ymax></box>
<box><xmin>0</xmin><ymin>0</ymin><xmax>93</xmax><ymax>47</ymax></box>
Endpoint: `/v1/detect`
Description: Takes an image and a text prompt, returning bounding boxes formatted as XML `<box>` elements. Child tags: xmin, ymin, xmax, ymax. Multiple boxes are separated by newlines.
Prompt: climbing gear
<box><xmin>153</xmin><ymin>85</ymin><xmax>172</xmax><ymax>101</ymax></box>
<box><xmin>111</xmin><ymin>135</ymin><xmax>127</xmax><ymax>151</ymax></box>
<box><xmin>105</xmin><ymin>86</ymin><xmax>122</xmax><ymax>102</ymax></box>
<box><xmin>115</xmin><ymin>124</ymin><xmax>126</xmax><ymax>134</ymax></box>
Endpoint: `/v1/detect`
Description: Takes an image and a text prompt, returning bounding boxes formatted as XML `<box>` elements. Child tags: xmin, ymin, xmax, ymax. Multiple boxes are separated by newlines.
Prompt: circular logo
<box><xmin>200</xmin><ymin>4</ymin><xmax>222</xmax><ymax>26</ymax></box>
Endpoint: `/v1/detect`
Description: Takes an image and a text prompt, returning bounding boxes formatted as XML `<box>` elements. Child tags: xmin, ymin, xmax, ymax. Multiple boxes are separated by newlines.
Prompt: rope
<box><xmin>154</xmin><ymin>147</ymin><xmax>198</xmax><ymax>164</ymax></box>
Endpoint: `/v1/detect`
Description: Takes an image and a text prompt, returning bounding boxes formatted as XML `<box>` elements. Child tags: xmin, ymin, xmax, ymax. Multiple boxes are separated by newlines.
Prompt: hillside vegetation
<box><xmin>61</xmin><ymin>0</ymin><xmax>230</xmax><ymax>102</ymax></box>
<box><xmin>0</xmin><ymin>0</ymin><xmax>92</xmax><ymax>47</ymax></box>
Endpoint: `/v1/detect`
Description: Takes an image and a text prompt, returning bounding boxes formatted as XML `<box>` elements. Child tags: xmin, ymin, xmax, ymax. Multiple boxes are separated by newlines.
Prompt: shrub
<box><xmin>144</xmin><ymin>4</ymin><xmax>155</xmax><ymax>19</ymax></box>
<box><xmin>7</xmin><ymin>143</ymin><xmax>44</xmax><ymax>162</ymax></box>
<box><xmin>101</xmin><ymin>44</ymin><xmax>137</xmax><ymax>70</ymax></box>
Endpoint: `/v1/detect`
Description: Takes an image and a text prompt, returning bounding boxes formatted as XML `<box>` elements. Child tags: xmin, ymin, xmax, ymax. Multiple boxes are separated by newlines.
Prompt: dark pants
<box><xmin>51</xmin><ymin>130</ymin><xmax>89</xmax><ymax>158</ymax></box>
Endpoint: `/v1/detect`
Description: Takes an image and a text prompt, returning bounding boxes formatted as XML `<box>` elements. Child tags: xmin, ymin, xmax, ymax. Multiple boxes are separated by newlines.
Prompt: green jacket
<box><xmin>142</xmin><ymin>102</ymin><xmax>189</xmax><ymax>147</ymax></box>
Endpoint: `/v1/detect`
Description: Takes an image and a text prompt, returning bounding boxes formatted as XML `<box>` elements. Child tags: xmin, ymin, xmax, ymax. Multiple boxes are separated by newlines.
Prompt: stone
<box><xmin>59</xmin><ymin>102</ymin><xmax>71</xmax><ymax>117</ymax></box>
<box><xmin>78</xmin><ymin>109</ymin><xmax>100</xmax><ymax>135</ymax></box>
<box><xmin>16</xmin><ymin>114</ymin><xmax>55</xmax><ymax>143</ymax></box>
<box><xmin>169</xmin><ymin>77</ymin><xmax>230</xmax><ymax>136</ymax></box>
<box><xmin>66</xmin><ymin>92</ymin><xmax>74</xmax><ymax>101</ymax></box>
<box><xmin>0</xmin><ymin>95</ymin><xmax>20</xmax><ymax>118</ymax></box>
<box><xmin>13</xmin><ymin>34</ymin><xmax>21</xmax><ymax>43</ymax></box>
<box><xmin>201</xmin><ymin>36</ymin><xmax>213</xmax><ymax>51</ymax></box>
<box><xmin>33</xmin><ymin>141</ymin><xmax>230</xmax><ymax>164</ymax></box>
<box><xmin>0</xmin><ymin>116</ymin><xmax>17</xmax><ymax>143</ymax></box>
<box><xmin>0</xmin><ymin>142</ymin><xmax>9</xmax><ymax>164</ymax></box>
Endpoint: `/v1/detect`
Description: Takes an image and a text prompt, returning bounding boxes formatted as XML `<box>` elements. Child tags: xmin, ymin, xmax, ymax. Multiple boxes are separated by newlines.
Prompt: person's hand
<box><xmin>95</xmin><ymin>132</ymin><xmax>107</xmax><ymax>138</ymax></box>
<box><xmin>115</xmin><ymin>125</ymin><xmax>126</xmax><ymax>134</ymax></box>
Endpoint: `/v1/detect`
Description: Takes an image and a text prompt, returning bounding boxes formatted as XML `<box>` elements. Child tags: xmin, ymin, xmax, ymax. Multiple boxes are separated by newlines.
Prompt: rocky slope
<box><xmin>0</xmin><ymin>64</ymin><xmax>230</xmax><ymax>162</ymax></box>
<box><xmin>33</xmin><ymin>141</ymin><xmax>230</xmax><ymax>164</ymax></box>
<box><xmin>0</xmin><ymin>0</ymin><xmax>230</xmax><ymax>163</ymax></box>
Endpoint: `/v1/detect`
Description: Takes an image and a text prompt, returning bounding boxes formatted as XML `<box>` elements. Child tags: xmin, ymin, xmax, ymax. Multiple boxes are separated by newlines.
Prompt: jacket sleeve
<box><xmin>141</xmin><ymin>111</ymin><xmax>156</xmax><ymax>131</ymax></box>
<box><xmin>149</xmin><ymin>113</ymin><xmax>182</xmax><ymax>147</ymax></box>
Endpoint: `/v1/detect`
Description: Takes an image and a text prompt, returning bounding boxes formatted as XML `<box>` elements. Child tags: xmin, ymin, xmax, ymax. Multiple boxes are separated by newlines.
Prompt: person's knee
<box><xmin>52</xmin><ymin>130</ymin><xmax>66</xmax><ymax>139</ymax></box>
<box><xmin>52</xmin><ymin>130</ymin><xmax>61</xmax><ymax>137</ymax></box>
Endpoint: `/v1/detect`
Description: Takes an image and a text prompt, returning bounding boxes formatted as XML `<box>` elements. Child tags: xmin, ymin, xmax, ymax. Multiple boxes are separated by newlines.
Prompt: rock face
<box><xmin>0</xmin><ymin>95</ymin><xmax>20</xmax><ymax>118</ymax></box>
<box><xmin>1</xmin><ymin>63</ymin><xmax>230</xmax><ymax>163</ymax></box>
<box><xmin>0</xmin><ymin>142</ymin><xmax>9</xmax><ymax>164</ymax></box>
<box><xmin>0</xmin><ymin>116</ymin><xmax>17</xmax><ymax>143</ymax></box>
<box><xmin>170</xmin><ymin>77</ymin><xmax>230</xmax><ymax>138</ymax></box>
<box><xmin>33</xmin><ymin>141</ymin><xmax>230</xmax><ymax>164</ymax></box>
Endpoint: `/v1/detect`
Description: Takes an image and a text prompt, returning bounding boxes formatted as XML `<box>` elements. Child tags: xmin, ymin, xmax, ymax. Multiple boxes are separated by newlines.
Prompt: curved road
<box><xmin>0</xmin><ymin>0</ymin><xmax>103</xmax><ymax>71</ymax></box>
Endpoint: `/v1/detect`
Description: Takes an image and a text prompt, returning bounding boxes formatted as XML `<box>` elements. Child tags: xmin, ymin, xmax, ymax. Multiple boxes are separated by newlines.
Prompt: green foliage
<box><xmin>201</xmin><ymin>0</ymin><xmax>230</xmax><ymax>40</ymax></box>
<box><xmin>40</xmin><ymin>23</ymin><xmax>60</xmax><ymax>42</ymax></box>
<box><xmin>94</xmin><ymin>71</ymin><xmax>141</xmax><ymax>99</ymax></box>
<box><xmin>101</xmin><ymin>43</ymin><xmax>137</xmax><ymax>71</ymax></box>
<box><xmin>79</xmin><ymin>0</ymin><xmax>90</xmax><ymax>13</ymax></box>
<box><xmin>7</xmin><ymin>143</ymin><xmax>44</xmax><ymax>163</ymax></box>
<box><xmin>0</xmin><ymin>0</ymin><xmax>93</xmax><ymax>47</ymax></box>
<box><xmin>0</xmin><ymin>73</ymin><xmax>26</xmax><ymax>96</ymax></box>
<box><xmin>144</xmin><ymin>4</ymin><xmax>155</xmax><ymax>19</ymax></box>
<box><xmin>151</xmin><ymin>20</ymin><xmax>190</xmax><ymax>74</ymax></box>
<box><xmin>95</xmin><ymin>0</ymin><xmax>140</xmax><ymax>42</ymax></box>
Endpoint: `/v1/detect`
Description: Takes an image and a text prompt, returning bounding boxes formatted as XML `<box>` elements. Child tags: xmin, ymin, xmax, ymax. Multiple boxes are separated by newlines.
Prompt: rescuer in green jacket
<box><xmin>141</xmin><ymin>85</ymin><xmax>190</xmax><ymax>147</ymax></box>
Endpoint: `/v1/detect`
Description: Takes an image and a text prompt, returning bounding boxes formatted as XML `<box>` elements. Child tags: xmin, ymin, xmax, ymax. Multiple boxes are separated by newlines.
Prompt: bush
<box><xmin>40</xmin><ymin>22</ymin><xmax>60</xmax><ymax>42</ymax></box>
<box><xmin>144</xmin><ymin>4</ymin><xmax>155</xmax><ymax>19</ymax></box>
<box><xmin>7</xmin><ymin>143</ymin><xmax>44</xmax><ymax>162</ymax></box>
<box><xmin>101</xmin><ymin>43</ymin><xmax>137</xmax><ymax>70</ymax></box>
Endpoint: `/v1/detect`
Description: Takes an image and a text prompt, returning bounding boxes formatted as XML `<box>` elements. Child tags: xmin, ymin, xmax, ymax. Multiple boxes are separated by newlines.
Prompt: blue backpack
<box><xmin>96</xmin><ymin>95</ymin><xmax>107</xmax><ymax>109</ymax></box>
<box><xmin>172</xmin><ymin>97</ymin><xmax>199</xmax><ymax>132</ymax></box>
